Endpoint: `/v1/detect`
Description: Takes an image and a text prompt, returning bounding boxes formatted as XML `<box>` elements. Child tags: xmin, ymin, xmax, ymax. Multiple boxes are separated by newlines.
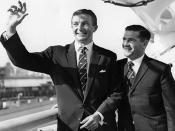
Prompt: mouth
<box><xmin>76</xmin><ymin>32</ymin><xmax>87</xmax><ymax>36</ymax></box>
<box><xmin>123</xmin><ymin>46</ymin><xmax>132</xmax><ymax>51</ymax></box>
<box><xmin>76</xmin><ymin>33</ymin><xmax>88</xmax><ymax>39</ymax></box>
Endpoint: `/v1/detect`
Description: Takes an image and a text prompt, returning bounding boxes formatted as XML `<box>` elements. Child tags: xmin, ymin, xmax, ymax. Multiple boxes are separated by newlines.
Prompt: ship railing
<box><xmin>0</xmin><ymin>108</ymin><xmax>58</xmax><ymax>131</ymax></box>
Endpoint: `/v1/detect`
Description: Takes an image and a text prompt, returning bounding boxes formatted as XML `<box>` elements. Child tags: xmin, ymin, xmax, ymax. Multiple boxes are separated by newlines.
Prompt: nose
<box><xmin>123</xmin><ymin>40</ymin><xmax>129</xmax><ymax>46</ymax></box>
<box><xmin>77</xmin><ymin>23</ymin><xmax>84</xmax><ymax>31</ymax></box>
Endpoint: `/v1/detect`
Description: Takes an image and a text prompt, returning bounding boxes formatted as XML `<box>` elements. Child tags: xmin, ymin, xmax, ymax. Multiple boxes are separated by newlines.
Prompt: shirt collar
<box><xmin>74</xmin><ymin>41</ymin><xmax>93</xmax><ymax>53</ymax></box>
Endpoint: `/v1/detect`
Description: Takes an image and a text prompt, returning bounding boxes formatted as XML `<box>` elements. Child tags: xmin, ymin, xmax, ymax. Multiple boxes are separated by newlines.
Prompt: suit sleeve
<box><xmin>161</xmin><ymin>65</ymin><xmax>175</xmax><ymax>131</ymax></box>
<box><xmin>1</xmin><ymin>32</ymin><xmax>54</xmax><ymax>74</ymax></box>
<box><xmin>97</xmin><ymin>55</ymin><xmax>123</xmax><ymax>117</ymax></box>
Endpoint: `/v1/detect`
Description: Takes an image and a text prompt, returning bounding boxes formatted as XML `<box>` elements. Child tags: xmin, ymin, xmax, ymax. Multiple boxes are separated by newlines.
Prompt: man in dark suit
<box><xmin>0</xmin><ymin>1</ymin><xmax>122</xmax><ymax>131</ymax></box>
<box><xmin>117</xmin><ymin>24</ymin><xmax>175</xmax><ymax>131</ymax></box>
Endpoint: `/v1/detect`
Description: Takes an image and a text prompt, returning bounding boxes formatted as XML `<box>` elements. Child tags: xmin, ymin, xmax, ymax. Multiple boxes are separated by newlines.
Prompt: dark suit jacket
<box><xmin>117</xmin><ymin>55</ymin><xmax>175</xmax><ymax>131</ymax></box>
<box><xmin>1</xmin><ymin>33</ymin><xmax>122</xmax><ymax>131</ymax></box>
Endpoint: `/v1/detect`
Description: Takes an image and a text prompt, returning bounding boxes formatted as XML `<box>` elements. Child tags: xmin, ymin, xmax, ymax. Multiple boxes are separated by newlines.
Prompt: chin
<box><xmin>77</xmin><ymin>39</ymin><xmax>87</xmax><ymax>44</ymax></box>
<box><xmin>76</xmin><ymin>37</ymin><xmax>87</xmax><ymax>41</ymax></box>
<box><xmin>123</xmin><ymin>51</ymin><xmax>131</xmax><ymax>57</ymax></box>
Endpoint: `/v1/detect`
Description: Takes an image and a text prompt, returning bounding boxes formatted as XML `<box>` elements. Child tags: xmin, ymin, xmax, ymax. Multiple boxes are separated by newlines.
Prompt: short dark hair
<box><xmin>72</xmin><ymin>9</ymin><xmax>97</xmax><ymax>26</ymax></box>
<box><xmin>125</xmin><ymin>25</ymin><xmax>151</xmax><ymax>41</ymax></box>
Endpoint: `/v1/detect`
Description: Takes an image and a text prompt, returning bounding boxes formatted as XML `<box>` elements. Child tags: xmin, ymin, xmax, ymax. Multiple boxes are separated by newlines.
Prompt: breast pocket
<box><xmin>92</xmin><ymin>69</ymin><xmax>109</xmax><ymax>93</ymax></box>
<box><xmin>96</xmin><ymin>68</ymin><xmax>108</xmax><ymax>79</ymax></box>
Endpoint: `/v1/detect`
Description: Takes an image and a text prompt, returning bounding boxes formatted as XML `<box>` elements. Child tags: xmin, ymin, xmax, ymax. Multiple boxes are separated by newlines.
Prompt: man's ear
<box><xmin>93</xmin><ymin>25</ymin><xmax>98</xmax><ymax>32</ymax></box>
<box><xmin>143</xmin><ymin>40</ymin><xmax>149</xmax><ymax>47</ymax></box>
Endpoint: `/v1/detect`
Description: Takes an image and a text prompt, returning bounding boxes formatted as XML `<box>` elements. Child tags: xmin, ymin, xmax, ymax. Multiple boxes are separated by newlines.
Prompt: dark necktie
<box><xmin>126</xmin><ymin>61</ymin><xmax>135</xmax><ymax>89</ymax></box>
<box><xmin>78</xmin><ymin>47</ymin><xmax>88</xmax><ymax>94</ymax></box>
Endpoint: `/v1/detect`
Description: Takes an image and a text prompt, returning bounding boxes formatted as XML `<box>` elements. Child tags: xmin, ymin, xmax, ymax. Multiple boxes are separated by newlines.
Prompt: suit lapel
<box><xmin>66</xmin><ymin>43</ymin><xmax>84</xmax><ymax>100</ymax></box>
<box><xmin>67</xmin><ymin>43</ymin><xmax>77</xmax><ymax>68</ymax></box>
<box><xmin>83</xmin><ymin>45</ymin><xmax>101</xmax><ymax>101</ymax></box>
<box><xmin>129</xmin><ymin>56</ymin><xmax>149</xmax><ymax>95</ymax></box>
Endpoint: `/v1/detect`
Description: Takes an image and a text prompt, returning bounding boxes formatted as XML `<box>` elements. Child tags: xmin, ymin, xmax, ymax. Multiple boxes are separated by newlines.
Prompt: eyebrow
<box><xmin>123</xmin><ymin>37</ymin><xmax>136</xmax><ymax>41</ymax></box>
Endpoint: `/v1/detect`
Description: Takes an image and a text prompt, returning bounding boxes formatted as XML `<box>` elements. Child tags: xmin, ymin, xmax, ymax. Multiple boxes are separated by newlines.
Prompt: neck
<box><xmin>129</xmin><ymin>54</ymin><xmax>145</xmax><ymax>61</ymax></box>
<box><xmin>76</xmin><ymin>40</ymin><xmax>93</xmax><ymax>46</ymax></box>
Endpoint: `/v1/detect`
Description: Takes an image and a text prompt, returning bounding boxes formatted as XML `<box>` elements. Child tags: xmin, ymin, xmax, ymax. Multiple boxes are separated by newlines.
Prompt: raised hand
<box><xmin>6</xmin><ymin>1</ymin><xmax>28</xmax><ymax>35</ymax></box>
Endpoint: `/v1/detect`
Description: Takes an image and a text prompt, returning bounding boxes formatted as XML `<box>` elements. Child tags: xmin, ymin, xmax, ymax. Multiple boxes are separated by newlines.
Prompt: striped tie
<box><xmin>78</xmin><ymin>47</ymin><xmax>88</xmax><ymax>93</ymax></box>
<box><xmin>127</xmin><ymin>61</ymin><xmax>135</xmax><ymax>79</ymax></box>
<box><xmin>127</xmin><ymin>61</ymin><xmax>135</xmax><ymax>89</ymax></box>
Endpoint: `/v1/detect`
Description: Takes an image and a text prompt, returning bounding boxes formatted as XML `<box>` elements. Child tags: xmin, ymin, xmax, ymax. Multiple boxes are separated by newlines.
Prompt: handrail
<box><xmin>0</xmin><ymin>108</ymin><xmax>58</xmax><ymax>131</ymax></box>
<box><xmin>102</xmin><ymin>0</ymin><xmax>154</xmax><ymax>7</ymax></box>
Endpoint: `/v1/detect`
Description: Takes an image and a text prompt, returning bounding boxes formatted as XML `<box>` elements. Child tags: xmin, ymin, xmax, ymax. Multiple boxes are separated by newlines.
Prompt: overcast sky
<box><xmin>0</xmin><ymin>0</ymin><xmax>144</xmax><ymax>66</ymax></box>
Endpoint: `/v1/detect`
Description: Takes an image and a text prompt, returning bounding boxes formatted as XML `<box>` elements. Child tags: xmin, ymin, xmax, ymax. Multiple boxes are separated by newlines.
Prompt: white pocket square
<box><xmin>99</xmin><ymin>69</ymin><xmax>106</xmax><ymax>73</ymax></box>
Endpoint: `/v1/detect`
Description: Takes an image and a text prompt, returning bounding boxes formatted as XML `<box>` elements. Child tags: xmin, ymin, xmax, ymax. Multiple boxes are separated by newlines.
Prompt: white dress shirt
<box><xmin>128</xmin><ymin>55</ymin><xmax>145</xmax><ymax>76</ymax></box>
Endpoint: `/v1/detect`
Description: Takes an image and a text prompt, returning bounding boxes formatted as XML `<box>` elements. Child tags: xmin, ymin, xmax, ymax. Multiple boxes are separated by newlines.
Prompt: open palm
<box><xmin>7</xmin><ymin>1</ymin><xmax>28</xmax><ymax>33</ymax></box>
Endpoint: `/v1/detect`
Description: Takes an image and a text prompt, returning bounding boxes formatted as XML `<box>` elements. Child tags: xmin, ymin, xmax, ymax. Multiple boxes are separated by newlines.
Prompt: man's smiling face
<box><xmin>122</xmin><ymin>30</ymin><xmax>147</xmax><ymax>60</ymax></box>
<box><xmin>71</xmin><ymin>14</ymin><xmax>97</xmax><ymax>45</ymax></box>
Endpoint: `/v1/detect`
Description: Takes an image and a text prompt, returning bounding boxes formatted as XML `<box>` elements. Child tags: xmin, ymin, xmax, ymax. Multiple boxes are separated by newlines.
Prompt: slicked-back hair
<box><xmin>72</xmin><ymin>9</ymin><xmax>97</xmax><ymax>26</ymax></box>
<box><xmin>125</xmin><ymin>25</ymin><xmax>151</xmax><ymax>41</ymax></box>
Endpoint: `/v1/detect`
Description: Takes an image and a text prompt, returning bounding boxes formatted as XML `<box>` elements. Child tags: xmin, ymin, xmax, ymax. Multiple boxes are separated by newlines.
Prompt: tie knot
<box><xmin>127</xmin><ymin>61</ymin><xmax>134</xmax><ymax>69</ymax></box>
<box><xmin>79</xmin><ymin>47</ymin><xmax>87</xmax><ymax>54</ymax></box>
